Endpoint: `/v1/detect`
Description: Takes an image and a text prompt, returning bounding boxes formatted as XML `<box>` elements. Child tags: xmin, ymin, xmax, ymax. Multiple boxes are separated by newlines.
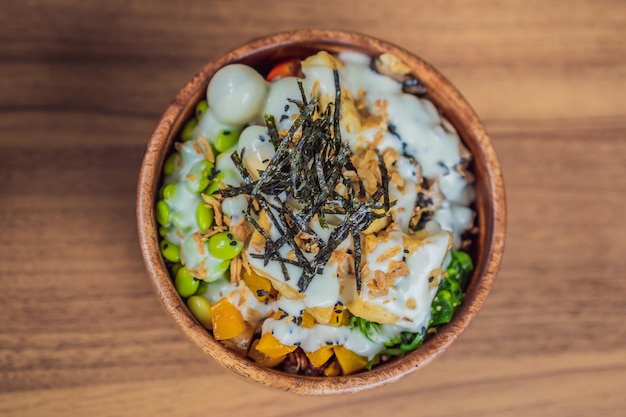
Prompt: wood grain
<box><xmin>1</xmin><ymin>0</ymin><xmax>625</xmax><ymax>415</ymax></box>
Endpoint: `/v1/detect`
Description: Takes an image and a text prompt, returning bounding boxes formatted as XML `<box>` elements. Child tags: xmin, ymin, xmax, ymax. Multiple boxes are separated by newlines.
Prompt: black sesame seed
<box><xmin>223</xmin><ymin>130</ymin><xmax>231</xmax><ymax>135</ymax></box>
<box><xmin>438</xmin><ymin>161</ymin><xmax>451</xmax><ymax>176</ymax></box>
<box><xmin>403</xmin><ymin>249</ymin><xmax>409</xmax><ymax>254</ymax></box>
<box><xmin>284</xmin><ymin>104</ymin><xmax>290</xmax><ymax>112</ymax></box>
<box><xmin>262</xmin><ymin>158</ymin><xmax>269</xmax><ymax>163</ymax></box>
<box><xmin>229</xmin><ymin>241</ymin><xmax>237</xmax><ymax>246</ymax></box>
<box><xmin>258</xmin><ymin>135</ymin><xmax>266</xmax><ymax>142</ymax></box>
<box><xmin>280</xmin><ymin>114</ymin><xmax>289</xmax><ymax>122</ymax></box>
<box><xmin>227</xmin><ymin>233</ymin><xmax>233</xmax><ymax>240</ymax></box>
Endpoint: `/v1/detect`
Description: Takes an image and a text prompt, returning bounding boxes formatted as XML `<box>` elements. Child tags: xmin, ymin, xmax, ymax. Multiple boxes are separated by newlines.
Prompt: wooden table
<box><xmin>1</xmin><ymin>1</ymin><xmax>624</xmax><ymax>415</ymax></box>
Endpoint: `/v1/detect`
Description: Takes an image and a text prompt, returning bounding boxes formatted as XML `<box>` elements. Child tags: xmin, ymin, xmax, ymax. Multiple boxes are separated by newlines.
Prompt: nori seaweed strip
<box><xmin>277</xmin><ymin>199</ymin><xmax>324</xmax><ymax>250</ymax></box>
<box><xmin>219</xmin><ymin>65</ymin><xmax>398</xmax><ymax>294</ymax></box>
<box><xmin>297</xmin><ymin>79</ymin><xmax>308</xmax><ymax>104</ymax></box>
<box><xmin>264</xmin><ymin>114</ymin><xmax>281</xmax><ymax>148</ymax></box>
<box><xmin>257</xmin><ymin>196</ymin><xmax>313</xmax><ymax>276</ymax></box>
<box><xmin>301</xmin><ymin>144</ymin><xmax>352</xmax><ymax>223</ymax></box>
<box><xmin>230</xmin><ymin>149</ymin><xmax>253</xmax><ymax>184</ymax></box>
<box><xmin>343</xmin><ymin>176</ymin><xmax>355</xmax><ymax>206</ymax></box>
<box><xmin>243</xmin><ymin>210</ymin><xmax>287</xmax><ymax>269</ymax></box>
<box><xmin>270</xmin><ymin>201</ymin><xmax>314</xmax><ymax>273</ymax></box>
<box><xmin>243</xmin><ymin>212</ymin><xmax>279</xmax><ymax>261</ymax></box>
<box><xmin>353</xmin><ymin>230</ymin><xmax>363</xmax><ymax>293</ymax></box>
<box><xmin>243</xmin><ymin>212</ymin><xmax>291</xmax><ymax>281</ymax></box>
<box><xmin>290</xmin><ymin>122</ymin><xmax>313</xmax><ymax>199</ymax></box>
<box><xmin>299</xmin><ymin>188</ymin><xmax>385</xmax><ymax>291</ymax></box>
<box><xmin>320</xmin><ymin>207</ymin><xmax>347</xmax><ymax>215</ymax></box>
<box><xmin>249</xmin><ymin>253</ymin><xmax>303</xmax><ymax>267</ymax></box>
<box><xmin>251</xmin><ymin>98</ymin><xmax>317</xmax><ymax>198</ymax></box>
<box><xmin>314</xmin><ymin>153</ymin><xmax>329</xmax><ymax>195</ymax></box>
<box><xmin>375</xmin><ymin>149</ymin><xmax>390</xmax><ymax>211</ymax></box>
<box><xmin>332</xmin><ymin>69</ymin><xmax>342</xmax><ymax>154</ymax></box>
<box><xmin>287</xmin><ymin>98</ymin><xmax>305</xmax><ymax>112</ymax></box>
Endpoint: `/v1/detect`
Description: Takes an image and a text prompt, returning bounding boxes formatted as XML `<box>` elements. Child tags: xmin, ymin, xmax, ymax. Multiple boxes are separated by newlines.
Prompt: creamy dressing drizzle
<box><xmin>164</xmin><ymin>51</ymin><xmax>475</xmax><ymax>358</ymax></box>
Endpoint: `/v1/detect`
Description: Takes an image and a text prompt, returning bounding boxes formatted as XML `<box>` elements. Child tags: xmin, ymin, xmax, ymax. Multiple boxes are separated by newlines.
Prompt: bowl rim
<box><xmin>136</xmin><ymin>28</ymin><xmax>506</xmax><ymax>395</ymax></box>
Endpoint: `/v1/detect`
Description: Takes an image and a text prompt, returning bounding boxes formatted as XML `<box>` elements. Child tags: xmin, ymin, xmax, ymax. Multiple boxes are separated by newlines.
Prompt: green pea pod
<box><xmin>196</xmin><ymin>202</ymin><xmax>214</xmax><ymax>231</ymax></box>
<box><xmin>160</xmin><ymin>239</ymin><xmax>180</xmax><ymax>263</ymax></box>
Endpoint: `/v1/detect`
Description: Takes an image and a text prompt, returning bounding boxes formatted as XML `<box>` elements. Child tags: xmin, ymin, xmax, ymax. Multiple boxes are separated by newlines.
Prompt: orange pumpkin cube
<box><xmin>255</xmin><ymin>333</ymin><xmax>297</xmax><ymax>358</ymax></box>
<box><xmin>305</xmin><ymin>345</ymin><xmax>334</xmax><ymax>367</ymax></box>
<box><xmin>333</xmin><ymin>345</ymin><xmax>368</xmax><ymax>375</ymax></box>
<box><xmin>210</xmin><ymin>298</ymin><xmax>246</xmax><ymax>340</ymax></box>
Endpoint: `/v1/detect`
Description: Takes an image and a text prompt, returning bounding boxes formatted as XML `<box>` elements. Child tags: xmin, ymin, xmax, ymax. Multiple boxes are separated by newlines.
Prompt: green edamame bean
<box><xmin>170</xmin><ymin>263</ymin><xmax>183</xmax><ymax>276</ymax></box>
<box><xmin>208</xmin><ymin>231</ymin><xmax>243</xmax><ymax>260</ymax></box>
<box><xmin>156</xmin><ymin>200</ymin><xmax>171</xmax><ymax>226</ymax></box>
<box><xmin>214</xmin><ymin>129</ymin><xmax>241</xmax><ymax>153</ymax></box>
<box><xmin>186</xmin><ymin>160</ymin><xmax>214</xmax><ymax>193</ymax></box>
<box><xmin>163</xmin><ymin>153</ymin><xmax>178</xmax><ymax>175</ymax></box>
<box><xmin>197</xmin><ymin>160</ymin><xmax>213</xmax><ymax>192</ymax></box>
<box><xmin>205</xmin><ymin>178</ymin><xmax>221</xmax><ymax>196</ymax></box>
<box><xmin>160</xmin><ymin>239</ymin><xmax>180</xmax><ymax>263</ymax></box>
<box><xmin>187</xmin><ymin>295</ymin><xmax>212</xmax><ymax>328</ymax></box>
<box><xmin>195</xmin><ymin>281</ymin><xmax>209</xmax><ymax>296</ymax></box>
<box><xmin>196</xmin><ymin>202</ymin><xmax>214</xmax><ymax>231</ymax></box>
<box><xmin>195</xmin><ymin>100</ymin><xmax>209</xmax><ymax>119</ymax></box>
<box><xmin>163</xmin><ymin>183</ymin><xmax>177</xmax><ymax>200</ymax></box>
<box><xmin>181</xmin><ymin>118</ymin><xmax>197</xmax><ymax>141</ymax></box>
<box><xmin>158</xmin><ymin>226</ymin><xmax>169</xmax><ymax>238</ymax></box>
<box><xmin>175</xmin><ymin>267</ymin><xmax>199</xmax><ymax>298</ymax></box>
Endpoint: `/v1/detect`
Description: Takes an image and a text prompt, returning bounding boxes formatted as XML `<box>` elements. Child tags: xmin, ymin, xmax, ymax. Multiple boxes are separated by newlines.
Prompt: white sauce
<box><xmin>237</xmin><ymin>125</ymin><xmax>275</xmax><ymax>180</ymax></box>
<box><xmin>162</xmin><ymin>51</ymin><xmax>476</xmax><ymax>360</ymax></box>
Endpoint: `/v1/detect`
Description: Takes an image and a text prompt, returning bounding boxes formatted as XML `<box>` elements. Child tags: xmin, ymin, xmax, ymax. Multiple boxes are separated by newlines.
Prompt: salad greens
<box><xmin>351</xmin><ymin>250</ymin><xmax>474</xmax><ymax>367</ymax></box>
<box><xmin>430</xmin><ymin>250</ymin><xmax>473</xmax><ymax>326</ymax></box>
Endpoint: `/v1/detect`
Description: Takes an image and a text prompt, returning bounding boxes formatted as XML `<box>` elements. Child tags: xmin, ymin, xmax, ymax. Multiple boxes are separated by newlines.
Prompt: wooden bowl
<box><xmin>136</xmin><ymin>29</ymin><xmax>506</xmax><ymax>395</ymax></box>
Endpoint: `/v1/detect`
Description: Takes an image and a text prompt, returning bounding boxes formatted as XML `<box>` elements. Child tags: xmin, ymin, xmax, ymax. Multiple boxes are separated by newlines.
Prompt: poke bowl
<box><xmin>136</xmin><ymin>29</ymin><xmax>506</xmax><ymax>394</ymax></box>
